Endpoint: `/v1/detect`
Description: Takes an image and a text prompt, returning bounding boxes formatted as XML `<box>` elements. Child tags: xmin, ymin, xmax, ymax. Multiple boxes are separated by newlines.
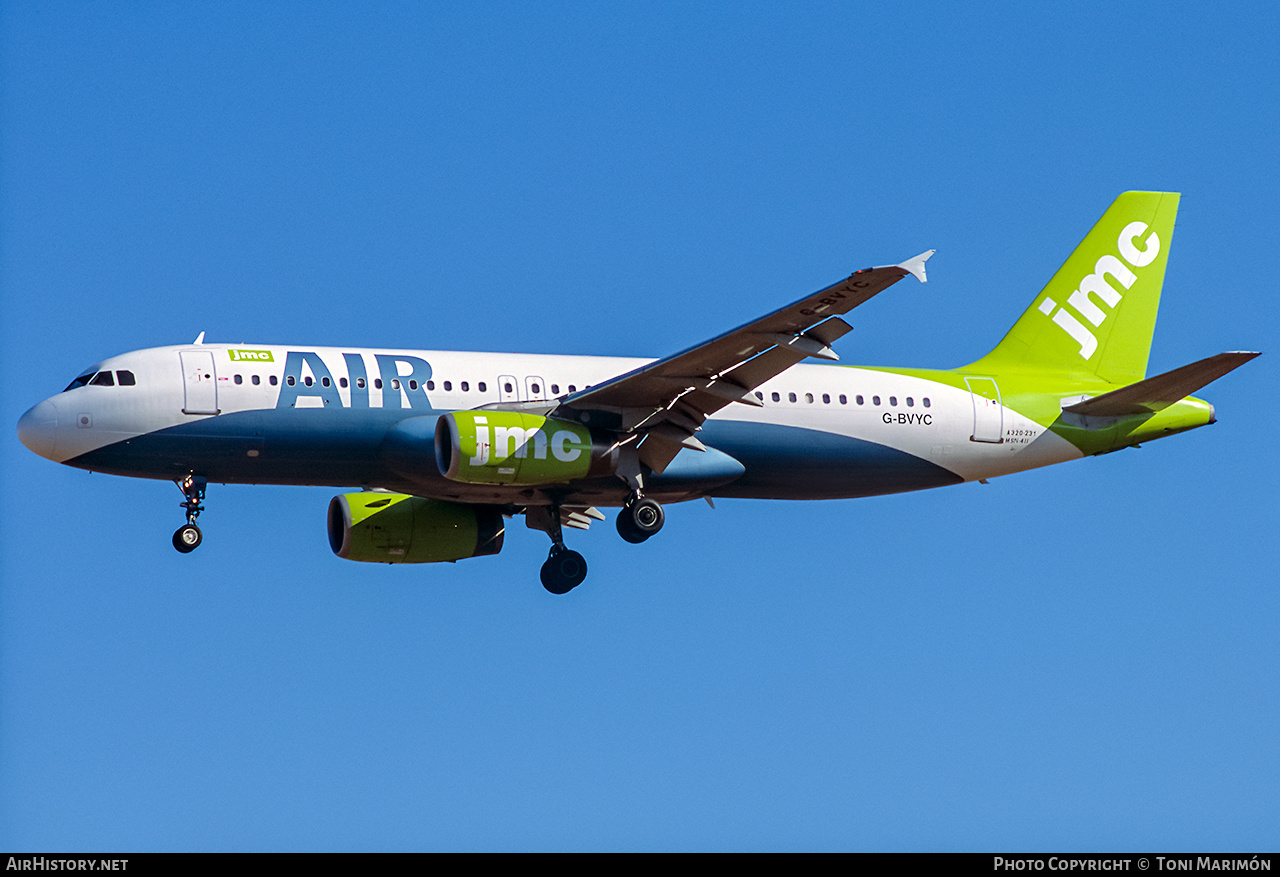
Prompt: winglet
<box><xmin>898</xmin><ymin>250</ymin><xmax>935</xmax><ymax>283</ymax></box>
<box><xmin>193</xmin><ymin>331</ymin><xmax>206</xmax><ymax>345</ymax></box>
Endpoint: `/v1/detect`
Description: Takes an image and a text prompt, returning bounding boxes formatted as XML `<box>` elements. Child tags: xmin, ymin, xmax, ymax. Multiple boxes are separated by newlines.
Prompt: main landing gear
<box><xmin>172</xmin><ymin>474</ymin><xmax>207</xmax><ymax>553</ymax></box>
<box><xmin>541</xmin><ymin>544</ymin><xmax>588</xmax><ymax>595</ymax></box>
<box><xmin>536</xmin><ymin>502</ymin><xmax>588</xmax><ymax>595</ymax></box>
<box><xmin>616</xmin><ymin>495</ymin><xmax>664</xmax><ymax>544</ymax></box>
<box><xmin>534</xmin><ymin>493</ymin><xmax>665</xmax><ymax>595</ymax></box>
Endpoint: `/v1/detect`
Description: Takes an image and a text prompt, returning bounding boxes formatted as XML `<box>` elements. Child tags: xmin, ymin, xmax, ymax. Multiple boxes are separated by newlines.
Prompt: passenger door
<box><xmin>180</xmin><ymin>351</ymin><xmax>219</xmax><ymax>415</ymax></box>
<box><xmin>965</xmin><ymin>376</ymin><xmax>1002</xmax><ymax>443</ymax></box>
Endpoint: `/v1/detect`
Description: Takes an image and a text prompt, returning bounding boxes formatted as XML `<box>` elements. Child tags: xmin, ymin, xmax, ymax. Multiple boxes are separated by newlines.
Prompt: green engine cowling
<box><xmin>434</xmin><ymin>410</ymin><xmax>618</xmax><ymax>485</ymax></box>
<box><xmin>327</xmin><ymin>492</ymin><xmax>504</xmax><ymax>563</ymax></box>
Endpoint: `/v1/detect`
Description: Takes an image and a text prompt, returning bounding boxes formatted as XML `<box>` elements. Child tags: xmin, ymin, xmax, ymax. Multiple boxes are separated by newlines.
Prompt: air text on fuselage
<box><xmin>271</xmin><ymin>351</ymin><xmax>434</xmax><ymax>410</ymax></box>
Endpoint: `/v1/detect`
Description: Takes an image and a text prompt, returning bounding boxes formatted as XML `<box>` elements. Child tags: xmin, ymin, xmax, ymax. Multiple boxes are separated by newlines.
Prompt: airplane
<box><xmin>16</xmin><ymin>191</ymin><xmax>1258</xmax><ymax>594</ymax></box>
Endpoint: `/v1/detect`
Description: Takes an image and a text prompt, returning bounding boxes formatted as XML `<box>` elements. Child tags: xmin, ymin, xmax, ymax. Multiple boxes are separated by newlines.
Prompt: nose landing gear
<box><xmin>172</xmin><ymin>475</ymin><xmax>207</xmax><ymax>554</ymax></box>
<box><xmin>173</xmin><ymin>523</ymin><xmax>202</xmax><ymax>553</ymax></box>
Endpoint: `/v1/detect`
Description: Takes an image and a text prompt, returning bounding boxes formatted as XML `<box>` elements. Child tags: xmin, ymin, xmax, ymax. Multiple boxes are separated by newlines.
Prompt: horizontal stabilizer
<box><xmin>1063</xmin><ymin>351</ymin><xmax>1259</xmax><ymax>416</ymax></box>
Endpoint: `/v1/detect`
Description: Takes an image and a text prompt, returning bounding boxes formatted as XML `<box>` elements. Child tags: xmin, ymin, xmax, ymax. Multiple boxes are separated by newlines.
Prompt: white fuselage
<box><xmin>18</xmin><ymin>343</ymin><xmax>1082</xmax><ymax>505</ymax></box>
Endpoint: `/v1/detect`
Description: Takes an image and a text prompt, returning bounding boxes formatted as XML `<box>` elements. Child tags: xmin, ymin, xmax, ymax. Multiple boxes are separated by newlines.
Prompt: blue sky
<box><xmin>2</xmin><ymin>2</ymin><xmax>1277</xmax><ymax>851</ymax></box>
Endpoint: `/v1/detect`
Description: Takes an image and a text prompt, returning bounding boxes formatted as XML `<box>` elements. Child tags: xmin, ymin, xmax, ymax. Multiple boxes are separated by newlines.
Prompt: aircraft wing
<box><xmin>551</xmin><ymin>250</ymin><xmax>934</xmax><ymax>473</ymax></box>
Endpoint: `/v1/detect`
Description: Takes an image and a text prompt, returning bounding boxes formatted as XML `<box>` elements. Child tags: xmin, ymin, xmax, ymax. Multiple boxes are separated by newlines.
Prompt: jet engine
<box><xmin>434</xmin><ymin>410</ymin><xmax>618</xmax><ymax>486</ymax></box>
<box><xmin>327</xmin><ymin>492</ymin><xmax>504</xmax><ymax>563</ymax></box>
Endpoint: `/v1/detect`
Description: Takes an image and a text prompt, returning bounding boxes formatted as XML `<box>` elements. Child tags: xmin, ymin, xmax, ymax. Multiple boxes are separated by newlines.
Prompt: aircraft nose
<box><xmin>17</xmin><ymin>398</ymin><xmax>61</xmax><ymax>461</ymax></box>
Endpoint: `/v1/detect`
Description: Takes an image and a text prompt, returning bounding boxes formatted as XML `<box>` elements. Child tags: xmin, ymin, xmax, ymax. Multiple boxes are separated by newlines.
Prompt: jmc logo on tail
<box><xmin>1038</xmin><ymin>220</ymin><xmax>1161</xmax><ymax>360</ymax></box>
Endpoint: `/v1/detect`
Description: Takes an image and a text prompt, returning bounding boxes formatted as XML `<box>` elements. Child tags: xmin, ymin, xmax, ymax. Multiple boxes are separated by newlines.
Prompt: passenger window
<box><xmin>771</xmin><ymin>392</ymin><xmax>780</xmax><ymax>402</ymax></box>
<box><xmin>286</xmin><ymin>376</ymin><xmax>296</xmax><ymax>387</ymax></box>
<box><xmin>234</xmin><ymin>374</ymin><xmax>243</xmax><ymax>385</ymax></box>
<box><xmin>805</xmin><ymin>393</ymin><xmax>814</xmax><ymax>403</ymax></box>
<box><xmin>856</xmin><ymin>395</ymin><xmax>863</xmax><ymax>405</ymax></box>
<box><xmin>906</xmin><ymin>397</ymin><xmax>914</xmax><ymax>407</ymax></box>
<box><xmin>551</xmin><ymin>384</ymin><xmax>559</xmax><ymax>395</ymax></box>
<box><xmin>567</xmin><ymin>385</ymin><xmax>575</xmax><ymax>393</ymax></box>
<box><xmin>303</xmin><ymin>376</ymin><xmax>313</xmax><ymax>387</ymax></box>
<box><xmin>374</xmin><ymin>379</ymin><xmax>383</xmax><ymax>389</ymax></box>
<box><xmin>270</xmin><ymin>375</ymin><xmax>278</xmax><ymax>386</ymax></box>
<box><xmin>822</xmin><ymin>393</ymin><xmax>830</xmax><ymax>404</ymax></box>
<box><xmin>756</xmin><ymin>392</ymin><xmax>764</xmax><ymax>401</ymax></box>
<box><xmin>322</xmin><ymin>377</ymin><xmax>331</xmax><ymax>388</ymax></box>
<box><xmin>339</xmin><ymin>377</ymin><xmax>348</xmax><ymax>388</ymax></box>
<box><xmin>392</xmin><ymin>379</ymin><xmax>401</xmax><ymax>390</ymax></box>
<box><xmin>889</xmin><ymin>396</ymin><xmax>897</xmax><ymax>406</ymax></box>
<box><xmin>444</xmin><ymin>381</ymin><xmax>453</xmax><ymax>391</ymax></box>
<box><xmin>462</xmin><ymin>381</ymin><xmax>469</xmax><ymax>392</ymax></box>
<box><xmin>478</xmin><ymin>382</ymin><xmax>487</xmax><ymax>393</ymax></box>
<box><xmin>356</xmin><ymin>377</ymin><xmax>365</xmax><ymax>389</ymax></box>
<box><xmin>530</xmin><ymin>383</ymin><xmax>539</xmax><ymax>394</ymax></box>
<box><xmin>923</xmin><ymin>398</ymin><xmax>931</xmax><ymax>408</ymax></box>
<box><xmin>788</xmin><ymin>392</ymin><xmax>797</xmax><ymax>403</ymax></box>
<box><xmin>116</xmin><ymin>370</ymin><xmax>136</xmax><ymax>386</ymax></box>
<box><xmin>872</xmin><ymin>395</ymin><xmax>880</xmax><ymax>405</ymax></box>
<box><xmin>252</xmin><ymin>375</ymin><xmax>261</xmax><ymax>386</ymax></box>
<box><xmin>840</xmin><ymin>394</ymin><xmax>848</xmax><ymax>405</ymax></box>
<box><xmin>409</xmin><ymin>379</ymin><xmax>418</xmax><ymax>390</ymax></box>
<box><xmin>504</xmin><ymin>382</ymin><xmax>513</xmax><ymax>394</ymax></box>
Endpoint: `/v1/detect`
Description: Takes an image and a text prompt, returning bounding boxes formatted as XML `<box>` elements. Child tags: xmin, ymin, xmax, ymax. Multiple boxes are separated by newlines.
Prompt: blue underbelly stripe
<box><xmin>67</xmin><ymin>409</ymin><xmax>961</xmax><ymax>499</ymax></box>
<box><xmin>697</xmin><ymin>420</ymin><xmax>962</xmax><ymax>499</ymax></box>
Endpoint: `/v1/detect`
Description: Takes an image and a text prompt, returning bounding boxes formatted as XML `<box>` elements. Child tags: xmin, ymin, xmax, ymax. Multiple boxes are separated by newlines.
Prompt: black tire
<box><xmin>616</xmin><ymin>510</ymin><xmax>649</xmax><ymax>544</ymax></box>
<box><xmin>627</xmin><ymin>497</ymin><xmax>664</xmax><ymax>537</ymax></box>
<box><xmin>173</xmin><ymin>524</ymin><xmax>202</xmax><ymax>553</ymax></box>
<box><xmin>540</xmin><ymin>548</ymin><xmax>587</xmax><ymax>594</ymax></box>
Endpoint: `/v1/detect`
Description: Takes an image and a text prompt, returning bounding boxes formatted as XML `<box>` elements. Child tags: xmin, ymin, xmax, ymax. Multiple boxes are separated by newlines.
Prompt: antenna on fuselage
<box><xmin>193</xmin><ymin>331</ymin><xmax>205</xmax><ymax>345</ymax></box>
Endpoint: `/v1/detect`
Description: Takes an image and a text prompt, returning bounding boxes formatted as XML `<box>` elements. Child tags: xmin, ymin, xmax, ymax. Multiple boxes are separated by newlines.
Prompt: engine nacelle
<box><xmin>434</xmin><ymin>410</ymin><xmax>617</xmax><ymax>485</ymax></box>
<box><xmin>327</xmin><ymin>493</ymin><xmax>504</xmax><ymax>563</ymax></box>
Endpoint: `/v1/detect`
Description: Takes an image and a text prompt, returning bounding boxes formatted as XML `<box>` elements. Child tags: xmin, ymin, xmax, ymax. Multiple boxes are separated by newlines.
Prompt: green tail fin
<box><xmin>963</xmin><ymin>191</ymin><xmax>1180</xmax><ymax>384</ymax></box>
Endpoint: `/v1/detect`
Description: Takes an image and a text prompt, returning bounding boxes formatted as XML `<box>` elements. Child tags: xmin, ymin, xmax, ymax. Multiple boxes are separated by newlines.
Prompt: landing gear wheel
<box><xmin>618</xmin><ymin>497</ymin><xmax>664</xmax><ymax>543</ymax></box>
<box><xmin>616</xmin><ymin>512</ymin><xmax>647</xmax><ymax>543</ymax></box>
<box><xmin>541</xmin><ymin>547</ymin><xmax>588</xmax><ymax>594</ymax></box>
<box><xmin>173</xmin><ymin>523</ymin><xmax>203</xmax><ymax>553</ymax></box>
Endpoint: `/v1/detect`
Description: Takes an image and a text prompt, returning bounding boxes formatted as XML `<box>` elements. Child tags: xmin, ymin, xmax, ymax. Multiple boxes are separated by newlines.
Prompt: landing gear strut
<box><xmin>534</xmin><ymin>501</ymin><xmax>588</xmax><ymax>594</ymax></box>
<box><xmin>616</xmin><ymin>495</ymin><xmax>664</xmax><ymax>544</ymax></box>
<box><xmin>172</xmin><ymin>475</ymin><xmax>207</xmax><ymax>554</ymax></box>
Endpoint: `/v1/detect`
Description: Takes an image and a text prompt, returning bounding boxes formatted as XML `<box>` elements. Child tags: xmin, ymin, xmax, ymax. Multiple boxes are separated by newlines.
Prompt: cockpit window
<box><xmin>117</xmin><ymin>370</ymin><xmax>136</xmax><ymax>386</ymax></box>
<box><xmin>63</xmin><ymin>373</ymin><xmax>96</xmax><ymax>392</ymax></box>
<box><xmin>90</xmin><ymin>371</ymin><xmax>115</xmax><ymax>387</ymax></box>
